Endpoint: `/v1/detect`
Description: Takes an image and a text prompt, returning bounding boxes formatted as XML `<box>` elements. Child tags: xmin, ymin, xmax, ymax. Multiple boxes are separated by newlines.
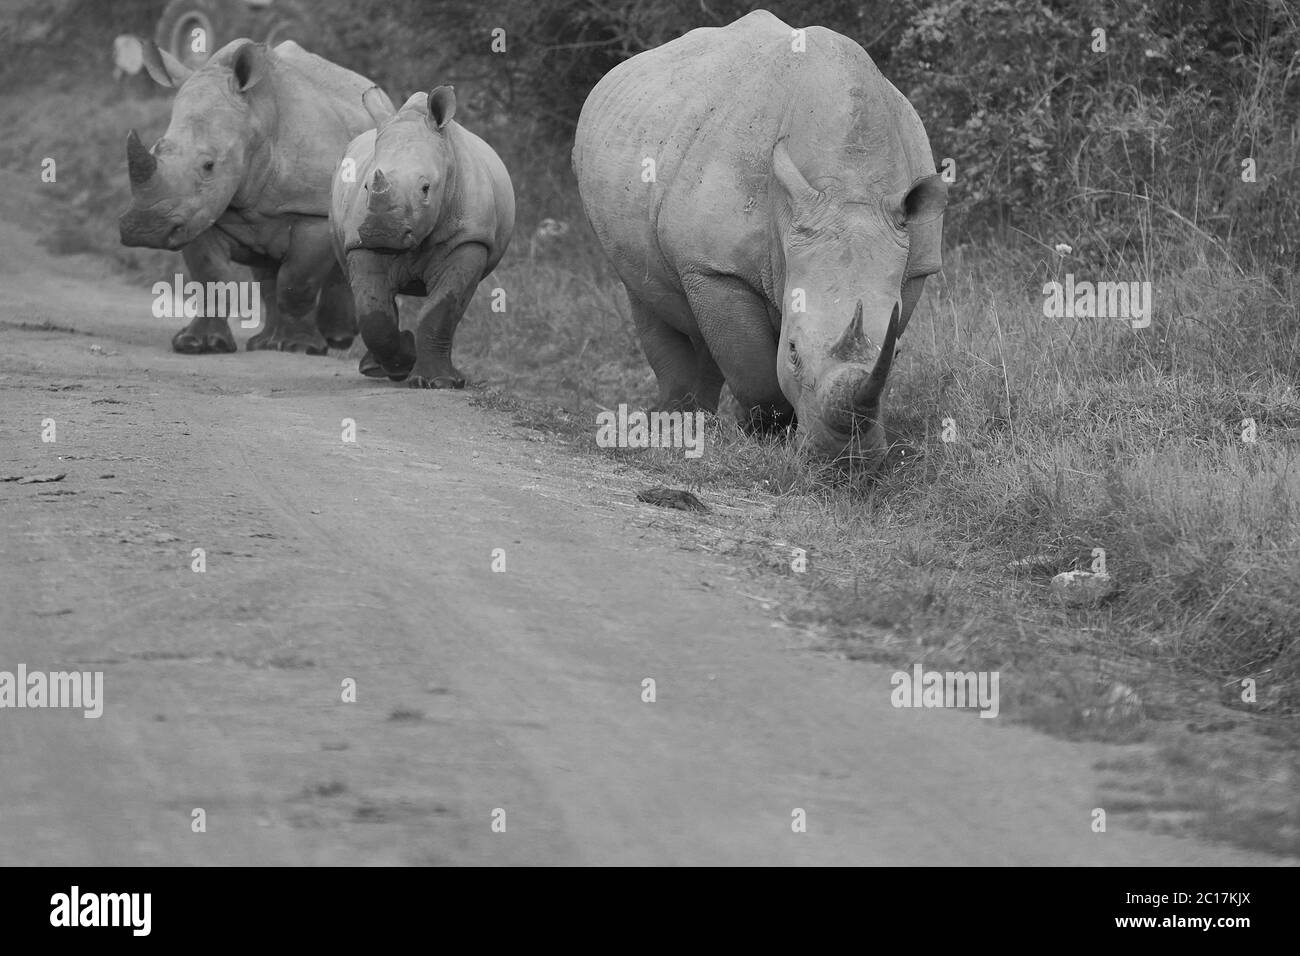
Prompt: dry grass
<box><xmin>460</xmin><ymin>215</ymin><xmax>1300</xmax><ymax>856</ymax></box>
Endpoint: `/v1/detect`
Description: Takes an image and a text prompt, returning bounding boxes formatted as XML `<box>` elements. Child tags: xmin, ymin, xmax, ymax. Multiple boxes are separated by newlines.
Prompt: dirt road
<box><xmin>0</xmin><ymin>221</ymin><xmax>1278</xmax><ymax>866</ymax></box>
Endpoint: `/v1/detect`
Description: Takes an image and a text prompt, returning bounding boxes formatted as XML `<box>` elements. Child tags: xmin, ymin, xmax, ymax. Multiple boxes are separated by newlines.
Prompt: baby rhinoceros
<box><xmin>331</xmin><ymin>86</ymin><xmax>515</xmax><ymax>387</ymax></box>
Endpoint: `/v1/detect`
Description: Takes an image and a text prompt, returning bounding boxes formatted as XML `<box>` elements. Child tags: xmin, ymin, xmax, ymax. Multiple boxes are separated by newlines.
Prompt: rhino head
<box><xmin>770</xmin><ymin>140</ymin><xmax>946</xmax><ymax>465</ymax></box>
<box><xmin>343</xmin><ymin>86</ymin><xmax>457</xmax><ymax>253</ymax></box>
<box><xmin>118</xmin><ymin>40</ymin><xmax>271</xmax><ymax>250</ymax></box>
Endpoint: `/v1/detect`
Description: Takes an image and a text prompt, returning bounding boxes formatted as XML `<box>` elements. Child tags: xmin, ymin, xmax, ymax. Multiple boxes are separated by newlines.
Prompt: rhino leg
<box><xmin>682</xmin><ymin>273</ymin><xmax>793</xmax><ymax>434</ymax></box>
<box><xmin>247</xmin><ymin>223</ymin><xmax>331</xmax><ymax>355</ymax></box>
<box><xmin>348</xmin><ymin>249</ymin><xmax>415</xmax><ymax>381</ymax></box>
<box><xmin>172</xmin><ymin>231</ymin><xmax>237</xmax><ymax>355</ymax></box>
<box><xmin>407</xmin><ymin>243</ymin><xmax>488</xmax><ymax>390</ymax></box>
<box><xmin>630</xmin><ymin>295</ymin><xmax>723</xmax><ymax>413</ymax></box>
<box><xmin>244</xmin><ymin>266</ymin><xmax>278</xmax><ymax>350</ymax></box>
<box><xmin>315</xmin><ymin>265</ymin><xmax>357</xmax><ymax>350</ymax></box>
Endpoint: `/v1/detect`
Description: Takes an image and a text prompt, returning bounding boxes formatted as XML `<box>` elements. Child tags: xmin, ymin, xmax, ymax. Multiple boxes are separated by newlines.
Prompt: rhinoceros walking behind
<box><xmin>330</xmin><ymin>87</ymin><xmax>515</xmax><ymax>387</ymax></box>
<box><xmin>119</xmin><ymin>39</ymin><xmax>393</xmax><ymax>355</ymax></box>
<box><xmin>572</xmin><ymin>10</ymin><xmax>946</xmax><ymax>464</ymax></box>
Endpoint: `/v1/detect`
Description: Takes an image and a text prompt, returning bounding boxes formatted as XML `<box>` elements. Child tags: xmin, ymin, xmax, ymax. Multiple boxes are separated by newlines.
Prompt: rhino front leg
<box><xmin>247</xmin><ymin>221</ymin><xmax>332</xmax><ymax>355</ymax></box>
<box><xmin>407</xmin><ymin>242</ymin><xmax>489</xmax><ymax>389</ymax></box>
<box><xmin>347</xmin><ymin>249</ymin><xmax>414</xmax><ymax>381</ymax></box>
<box><xmin>683</xmin><ymin>272</ymin><xmax>793</xmax><ymax>434</ymax></box>
<box><xmin>173</xmin><ymin>230</ymin><xmax>238</xmax><ymax>355</ymax></box>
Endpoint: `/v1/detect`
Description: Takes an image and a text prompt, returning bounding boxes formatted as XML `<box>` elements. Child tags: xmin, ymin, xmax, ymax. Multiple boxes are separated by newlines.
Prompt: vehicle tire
<box><xmin>154</xmin><ymin>0</ymin><xmax>246</xmax><ymax>71</ymax></box>
<box><xmin>253</xmin><ymin>0</ymin><xmax>317</xmax><ymax>51</ymax></box>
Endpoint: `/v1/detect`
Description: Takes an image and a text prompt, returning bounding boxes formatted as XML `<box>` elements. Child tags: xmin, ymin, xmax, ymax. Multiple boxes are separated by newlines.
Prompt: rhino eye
<box><xmin>202</xmin><ymin>160</ymin><xmax>215</xmax><ymax>174</ymax></box>
<box><xmin>421</xmin><ymin>183</ymin><xmax>430</xmax><ymax>197</ymax></box>
<box><xmin>787</xmin><ymin>339</ymin><xmax>800</xmax><ymax>367</ymax></box>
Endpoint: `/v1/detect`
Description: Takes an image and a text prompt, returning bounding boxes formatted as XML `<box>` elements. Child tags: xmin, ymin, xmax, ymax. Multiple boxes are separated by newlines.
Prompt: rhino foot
<box><xmin>278</xmin><ymin>339</ymin><xmax>330</xmax><ymax>356</ymax></box>
<box><xmin>325</xmin><ymin>335</ymin><xmax>355</xmax><ymax>350</ymax></box>
<box><xmin>247</xmin><ymin>330</ymin><xmax>329</xmax><ymax>356</ymax></box>
<box><xmin>407</xmin><ymin>374</ymin><xmax>466</xmax><ymax>390</ymax></box>
<box><xmin>172</xmin><ymin>326</ymin><xmax>237</xmax><ymax>355</ymax></box>
<box><xmin>359</xmin><ymin>351</ymin><xmax>413</xmax><ymax>382</ymax></box>
<box><xmin>358</xmin><ymin>330</ymin><xmax>416</xmax><ymax>381</ymax></box>
<box><xmin>407</xmin><ymin>356</ymin><xmax>465</xmax><ymax>390</ymax></box>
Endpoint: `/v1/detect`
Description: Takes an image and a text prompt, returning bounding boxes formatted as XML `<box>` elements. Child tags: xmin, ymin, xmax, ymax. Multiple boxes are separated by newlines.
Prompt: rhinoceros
<box><xmin>119</xmin><ymin>38</ymin><xmax>394</xmax><ymax>355</ymax></box>
<box><xmin>572</xmin><ymin>10</ymin><xmax>946</xmax><ymax>464</ymax></box>
<box><xmin>330</xmin><ymin>86</ymin><xmax>515</xmax><ymax>387</ymax></box>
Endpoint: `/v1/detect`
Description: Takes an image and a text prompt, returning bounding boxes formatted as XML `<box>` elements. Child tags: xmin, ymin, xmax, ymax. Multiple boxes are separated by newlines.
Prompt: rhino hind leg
<box><xmin>630</xmin><ymin>296</ymin><xmax>720</xmax><ymax>413</ymax></box>
<box><xmin>407</xmin><ymin>243</ymin><xmax>489</xmax><ymax>389</ymax></box>
<box><xmin>245</xmin><ymin>266</ymin><xmax>280</xmax><ymax>351</ymax></box>
<box><xmin>247</xmin><ymin>274</ymin><xmax>330</xmax><ymax>355</ymax></box>
<box><xmin>315</xmin><ymin>266</ymin><xmax>357</xmax><ymax>350</ymax></box>
<box><xmin>248</xmin><ymin>227</ymin><xmax>332</xmax><ymax>356</ymax></box>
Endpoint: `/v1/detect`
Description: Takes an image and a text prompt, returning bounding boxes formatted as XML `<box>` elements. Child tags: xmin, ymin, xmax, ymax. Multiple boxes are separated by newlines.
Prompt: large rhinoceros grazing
<box><xmin>330</xmin><ymin>87</ymin><xmax>515</xmax><ymax>388</ymax></box>
<box><xmin>572</xmin><ymin>10</ymin><xmax>946</xmax><ymax>465</ymax></box>
<box><xmin>119</xmin><ymin>39</ymin><xmax>393</xmax><ymax>355</ymax></box>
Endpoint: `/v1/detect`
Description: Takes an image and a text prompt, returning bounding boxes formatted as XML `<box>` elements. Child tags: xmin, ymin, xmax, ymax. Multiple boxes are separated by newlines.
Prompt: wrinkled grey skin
<box><xmin>573</xmin><ymin>10</ymin><xmax>946</xmax><ymax>465</ymax></box>
<box><xmin>330</xmin><ymin>87</ymin><xmax>515</xmax><ymax>388</ymax></box>
<box><xmin>119</xmin><ymin>38</ymin><xmax>392</xmax><ymax>355</ymax></box>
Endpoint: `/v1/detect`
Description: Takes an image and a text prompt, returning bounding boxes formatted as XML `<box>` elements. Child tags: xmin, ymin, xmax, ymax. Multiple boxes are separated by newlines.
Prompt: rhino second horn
<box><xmin>830</xmin><ymin>300</ymin><xmax>867</xmax><ymax>361</ymax></box>
<box><xmin>126</xmin><ymin>129</ymin><xmax>157</xmax><ymax>187</ymax></box>
<box><xmin>852</xmin><ymin>302</ymin><xmax>900</xmax><ymax>411</ymax></box>
<box><xmin>371</xmin><ymin>168</ymin><xmax>391</xmax><ymax>194</ymax></box>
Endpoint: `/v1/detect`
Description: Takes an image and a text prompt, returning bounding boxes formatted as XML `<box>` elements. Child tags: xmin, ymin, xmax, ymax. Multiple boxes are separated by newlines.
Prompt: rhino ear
<box><xmin>139</xmin><ymin>37</ymin><xmax>192</xmax><ymax>88</ymax></box>
<box><xmin>772</xmin><ymin>139</ymin><xmax>819</xmax><ymax>206</ymax></box>
<box><xmin>232</xmin><ymin>41</ymin><xmax>270</xmax><ymax>93</ymax></box>
<box><xmin>899</xmin><ymin>173</ymin><xmax>947</xmax><ymax>226</ymax></box>
<box><xmin>426</xmin><ymin>86</ymin><xmax>456</xmax><ymax>131</ymax></box>
<box><xmin>362</xmin><ymin>86</ymin><xmax>396</xmax><ymax>127</ymax></box>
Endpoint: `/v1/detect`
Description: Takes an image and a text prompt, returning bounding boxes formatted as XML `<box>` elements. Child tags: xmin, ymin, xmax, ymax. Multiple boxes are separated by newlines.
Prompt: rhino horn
<box><xmin>368</xmin><ymin>168</ymin><xmax>395</xmax><ymax>212</ymax></box>
<box><xmin>852</xmin><ymin>302</ymin><xmax>900</xmax><ymax>412</ymax></box>
<box><xmin>830</xmin><ymin>300</ymin><xmax>866</xmax><ymax>361</ymax></box>
<box><xmin>126</xmin><ymin>129</ymin><xmax>157</xmax><ymax>188</ymax></box>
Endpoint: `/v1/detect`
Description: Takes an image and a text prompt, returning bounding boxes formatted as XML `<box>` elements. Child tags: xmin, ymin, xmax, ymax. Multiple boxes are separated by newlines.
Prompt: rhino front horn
<box><xmin>371</xmin><ymin>168</ymin><xmax>391</xmax><ymax>194</ymax></box>
<box><xmin>852</xmin><ymin>302</ymin><xmax>900</xmax><ymax>411</ymax></box>
<box><xmin>126</xmin><ymin>129</ymin><xmax>157</xmax><ymax>188</ymax></box>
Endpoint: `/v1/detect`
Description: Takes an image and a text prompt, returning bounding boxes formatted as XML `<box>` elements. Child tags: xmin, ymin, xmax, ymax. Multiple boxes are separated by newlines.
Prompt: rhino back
<box><xmin>575</xmin><ymin>10</ymin><xmax>939</xmax><ymax>299</ymax></box>
<box><xmin>259</xmin><ymin>45</ymin><xmax>385</xmax><ymax>213</ymax></box>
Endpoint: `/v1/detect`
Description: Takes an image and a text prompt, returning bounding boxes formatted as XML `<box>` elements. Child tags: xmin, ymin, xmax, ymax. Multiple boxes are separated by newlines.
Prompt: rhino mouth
<box><xmin>794</xmin><ymin>301</ymin><xmax>900</xmax><ymax>465</ymax></box>
<box><xmin>119</xmin><ymin>210</ymin><xmax>189</xmax><ymax>250</ymax></box>
<box><xmin>354</xmin><ymin>221</ymin><xmax>418</xmax><ymax>252</ymax></box>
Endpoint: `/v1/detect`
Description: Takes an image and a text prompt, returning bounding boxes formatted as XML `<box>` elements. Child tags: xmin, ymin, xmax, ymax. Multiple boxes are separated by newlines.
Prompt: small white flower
<box><xmin>1054</xmin><ymin>243</ymin><xmax>1072</xmax><ymax>256</ymax></box>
